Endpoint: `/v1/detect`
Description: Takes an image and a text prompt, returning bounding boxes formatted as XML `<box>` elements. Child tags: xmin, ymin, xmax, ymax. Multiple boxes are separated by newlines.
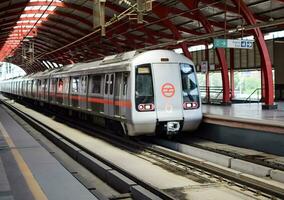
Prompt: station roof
<box><xmin>0</xmin><ymin>0</ymin><xmax>284</xmax><ymax>73</ymax></box>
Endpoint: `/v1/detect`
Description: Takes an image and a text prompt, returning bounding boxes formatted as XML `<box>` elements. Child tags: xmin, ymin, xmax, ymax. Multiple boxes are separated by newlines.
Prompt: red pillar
<box><xmin>230</xmin><ymin>49</ymin><xmax>235</xmax><ymax>100</ymax></box>
<box><xmin>180</xmin><ymin>0</ymin><xmax>231</xmax><ymax>104</ymax></box>
<box><xmin>231</xmin><ymin>0</ymin><xmax>276</xmax><ymax>109</ymax></box>
<box><xmin>181</xmin><ymin>43</ymin><xmax>192</xmax><ymax>59</ymax></box>
<box><xmin>261</xmin><ymin>69</ymin><xmax>265</xmax><ymax>101</ymax></box>
<box><xmin>205</xmin><ymin>44</ymin><xmax>210</xmax><ymax>102</ymax></box>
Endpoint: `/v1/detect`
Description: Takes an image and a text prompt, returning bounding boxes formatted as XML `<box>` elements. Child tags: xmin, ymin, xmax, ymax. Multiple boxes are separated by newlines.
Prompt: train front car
<box><xmin>128</xmin><ymin>50</ymin><xmax>202</xmax><ymax>136</ymax></box>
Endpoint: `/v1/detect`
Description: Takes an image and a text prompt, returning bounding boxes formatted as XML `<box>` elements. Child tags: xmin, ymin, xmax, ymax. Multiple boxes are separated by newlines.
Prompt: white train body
<box><xmin>1</xmin><ymin>50</ymin><xmax>202</xmax><ymax>136</ymax></box>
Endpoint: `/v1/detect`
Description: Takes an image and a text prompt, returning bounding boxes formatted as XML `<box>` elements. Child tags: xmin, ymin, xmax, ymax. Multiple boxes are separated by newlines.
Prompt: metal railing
<box><xmin>199</xmin><ymin>86</ymin><xmax>223</xmax><ymax>104</ymax></box>
<box><xmin>200</xmin><ymin>85</ymin><xmax>261</xmax><ymax>104</ymax></box>
<box><xmin>245</xmin><ymin>88</ymin><xmax>261</xmax><ymax>103</ymax></box>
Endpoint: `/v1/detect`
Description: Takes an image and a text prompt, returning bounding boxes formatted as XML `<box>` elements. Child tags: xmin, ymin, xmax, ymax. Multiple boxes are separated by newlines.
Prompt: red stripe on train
<box><xmin>47</xmin><ymin>93</ymin><xmax>132</xmax><ymax>108</ymax></box>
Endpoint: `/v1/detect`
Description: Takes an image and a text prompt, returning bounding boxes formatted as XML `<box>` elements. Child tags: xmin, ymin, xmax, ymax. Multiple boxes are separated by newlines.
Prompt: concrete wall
<box><xmin>274</xmin><ymin>40</ymin><xmax>284</xmax><ymax>100</ymax></box>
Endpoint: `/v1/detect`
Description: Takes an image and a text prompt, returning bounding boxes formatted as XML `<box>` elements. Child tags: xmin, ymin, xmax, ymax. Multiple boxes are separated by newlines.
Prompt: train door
<box><xmin>43</xmin><ymin>79</ymin><xmax>48</xmax><ymax>101</ymax></box>
<box><xmin>152</xmin><ymin>63</ymin><xmax>183</xmax><ymax>121</ymax></box>
<box><xmin>114</xmin><ymin>72</ymin><xmax>129</xmax><ymax>118</ymax></box>
<box><xmin>62</xmin><ymin>77</ymin><xmax>70</xmax><ymax>105</ymax></box>
<box><xmin>121</xmin><ymin>72</ymin><xmax>129</xmax><ymax>118</ymax></box>
<box><xmin>32</xmin><ymin>80</ymin><xmax>37</xmax><ymax>98</ymax></box>
<box><xmin>49</xmin><ymin>78</ymin><xmax>57</xmax><ymax>103</ymax></box>
<box><xmin>56</xmin><ymin>78</ymin><xmax>64</xmax><ymax>104</ymax></box>
<box><xmin>79</xmin><ymin>76</ymin><xmax>88</xmax><ymax>109</ymax></box>
<box><xmin>114</xmin><ymin>73</ymin><xmax>122</xmax><ymax>117</ymax></box>
<box><xmin>104</xmin><ymin>73</ymin><xmax>115</xmax><ymax>116</ymax></box>
<box><xmin>70</xmin><ymin>76</ymin><xmax>80</xmax><ymax>108</ymax></box>
<box><xmin>88</xmin><ymin>75</ymin><xmax>104</xmax><ymax>113</ymax></box>
<box><xmin>37</xmin><ymin>80</ymin><xmax>41</xmax><ymax>99</ymax></box>
<box><xmin>21</xmin><ymin>81</ymin><xmax>24</xmax><ymax>96</ymax></box>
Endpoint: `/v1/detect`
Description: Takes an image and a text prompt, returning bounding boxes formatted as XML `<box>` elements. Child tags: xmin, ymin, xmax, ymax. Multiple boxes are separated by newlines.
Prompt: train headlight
<box><xmin>183</xmin><ymin>102</ymin><xmax>198</xmax><ymax>110</ymax></box>
<box><xmin>138</xmin><ymin>103</ymin><xmax>155</xmax><ymax>112</ymax></box>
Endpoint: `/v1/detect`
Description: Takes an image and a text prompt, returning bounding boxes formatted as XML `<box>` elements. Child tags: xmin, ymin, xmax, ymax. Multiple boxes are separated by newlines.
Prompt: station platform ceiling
<box><xmin>0</xmin><ymin>0</ymin><xmax>283</xmax><ymax>73</ymax></box>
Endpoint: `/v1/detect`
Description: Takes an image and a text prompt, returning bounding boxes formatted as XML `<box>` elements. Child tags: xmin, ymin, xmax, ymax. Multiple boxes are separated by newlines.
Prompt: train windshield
<box><xmin>180</xmin><ymin>63</ymin><xmax>199</xmax><ymax>104</ymax></box>
<box><xmin>135</xmin><ymin>64</ymin><xmax>154</xmax><ymax>111</ymax></box>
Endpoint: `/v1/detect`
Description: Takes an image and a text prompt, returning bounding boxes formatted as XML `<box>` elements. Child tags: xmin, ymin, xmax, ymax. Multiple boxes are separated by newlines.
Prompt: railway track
<box><xmin>1</xmin><ymin>99</ymin><xmax>171</xmax><ymax>200</ymax></box>
<box><xmin>2</xmin><ymin>98</ymin><xmax>284</xmax><ymax>199</ymax></box>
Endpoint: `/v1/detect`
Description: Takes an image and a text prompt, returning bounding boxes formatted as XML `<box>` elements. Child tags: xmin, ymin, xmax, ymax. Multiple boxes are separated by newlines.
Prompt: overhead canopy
<box><xmin>0</xmin><ymin>0</ymin><xmax>284</xmax><ymax>73</ymax></box>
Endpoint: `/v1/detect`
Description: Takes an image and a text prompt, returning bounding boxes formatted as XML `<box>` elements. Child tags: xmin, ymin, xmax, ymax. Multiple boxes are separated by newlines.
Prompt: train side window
<box><xmin>28</xmin><ymin>80</ymin><xmax>32</xmax><ymax>93</ymax></box>
<box><xmin>71</xmin><ymin>76</ymin><xmax>79</xmax><ymax>93</ymax></box>
<box><xmin>50</xmin><ymin>79</ymin><xmax>58</xmax><ymax>94</ymax></box>
<box><xmin>123</xmin><ymin>73</ymin><xmax>128</xmax><ymax>96</ymax></box>
<box><xmin>38</xmin><ymin>80</ymin><xmax>41</xmax><ymax>89</ymax></box>
<box><xmin>57</xmin><ymin>78</ymin><xmax>63</xmax><ymax>93</ymax></box>
<box><xmin>63</xmin><ymin>77</ymin><xmax>70</xmax><ymax>94</ymax></box>
<box><xmin>109</xmin><ymin>74</ymin><xmax>114</xmax><ymax>95</ymax></box>
<box><xmin>22</xmin><ymin>81</ymin><xmax>24</xmax><ymax>93</ymax></box>
<box><xmin>105</xmin><ymin>74</ymin><xmax>109</xmax><ymax>94</ymax></box>
<box><xmin>31</xmin><ymin>80</ymin><xmax>33</xmax><ymax>93</ymax></box>
<box><xmin>81</xmin><ymin>76</ymin><xmax>87</xmax><ymax>94</ymax></box>
<box><xmin>90</xmin><ymin>75</ymin><xmax>101</xmax><ymax>94</ymax></box>
<box><xmin>32</xmin><ymin>80</ymin><xmax>36</xmax><ymax>95</ymax></box>
<box><xmin>42</xmin><ymin>79</ymin><xmax>47</xmax><ymax>92</ymax></box>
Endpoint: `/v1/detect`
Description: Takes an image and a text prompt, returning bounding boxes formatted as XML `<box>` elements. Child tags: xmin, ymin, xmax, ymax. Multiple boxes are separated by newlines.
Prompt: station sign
<box><xmin>214</xmin><ymin>39</ymin><xmax>254</xmax><ymax>49</ymax></box>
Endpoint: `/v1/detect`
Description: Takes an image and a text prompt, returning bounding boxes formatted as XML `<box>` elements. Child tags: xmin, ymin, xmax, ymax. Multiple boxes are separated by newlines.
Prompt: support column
<box><xmin>181</xmin><ymin>43</ymin><xmax>192</xmax><ymax>59</ymax></box>
<box><xmin>205</xmin><ymin>44</ymin><xmax>210</xmax><ymax>102</ymax></box>
<box><xmin>230</xmin><ymin>49</ymin><xmax>235</xmax><ymax>100</ymax></box>
<box><xmin>261</xmin><ymin>69</ymin><xmax>265</xmax><ymax>102</ymax></box>
<box><xmin>231</xmin><ymin>0</ymin><xmax>276</xmax><ymax>109</ymax></box>
<box><xmin>180</xmin><ymin>0</ymin><xmax>231</xmax><ymax>105</ymax></box>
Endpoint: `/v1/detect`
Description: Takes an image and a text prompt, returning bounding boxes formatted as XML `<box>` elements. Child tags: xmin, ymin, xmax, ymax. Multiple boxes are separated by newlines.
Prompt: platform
<box><xmin>203</xmin><ymin>102</ymin><xmax>284</xmax><ymax>123</ymax></box>
<box><xmin>202</xmin><ymin>102</ymin><xmax>284</xmax><ymax>134</ymax></box>
<box><xmin>0</xmin><ymin>106</ymin><xmax>97</xmax><ymax>200</ymax></box>
<box><xmin>199</xmin><ymin>102</ymin><xmax>284</xmax><ymax>156</ymax></box>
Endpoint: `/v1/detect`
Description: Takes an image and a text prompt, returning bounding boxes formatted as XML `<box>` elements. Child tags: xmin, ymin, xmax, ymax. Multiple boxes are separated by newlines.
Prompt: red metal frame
<box><xmin>230</xmin><ymin>49</ymin><xmax>235</xmax><ymax>100</ymax></box>
<box><xmin>180</xmin><ymin>0</ymin><xmax>230</xmax><ymax>103</ymax></box>
<box><xmin>0</xmin><ymin>0</ymin><xmax>282</xmax><ymax>103</ymax></box>
<box><xmin>231</xmin><ymin>0</ymin><xmax>274</xmax><ymax>106</ymax></box>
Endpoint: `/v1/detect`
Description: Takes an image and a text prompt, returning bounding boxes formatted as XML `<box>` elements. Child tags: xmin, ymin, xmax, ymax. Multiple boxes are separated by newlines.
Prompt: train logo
<box><xmin>161</xmin><ymin>83</ymin><xmax>175</xmax><ymax>98</ymax></box>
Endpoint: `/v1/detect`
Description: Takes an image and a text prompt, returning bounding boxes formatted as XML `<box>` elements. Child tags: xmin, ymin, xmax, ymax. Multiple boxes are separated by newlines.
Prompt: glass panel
<box><xmin>71</xmin><ymin>77</ymin><xmax>79</xmax><ymax>93</ymax></box>
<box><xmin>110</xmin><ymin>74</ymin><xmax>114</xmax><ymax>95</ymax></box>
<box><xmin>81</xmin><ymin>76</ymin><xmax>87</xmax><ymax>94</ymax></box>
<box><xmin>115</xmin><ymin>73</ymin><xmax>122</xmax><ymax>98</ymax></box>
<box><xmin>57</xmin><ymin>78</ymin><xmax>63</xmax><ymax>93</ymax></box>
<box><xmin>136</xmin><ymin>67</ymin><xmax>153</xmax><ymax>97</ymax></box>
<box><xmin>135</xmin><ymin>64</ymin><xmax>154</xmax><ymax>110</ymax></box>
<box><xmin>180</xmin><ymin>63</ymin><xmax>199</xmax><ymax>103</ymax></box>
<box><xmin>105</xmin><ymin>74</ymin><xmax>109</xmax><ymax>94</ymax></box>
<box><xmin>123</xmin><ymin>73</ymin><xmax>128</xmax><ymax>96</ymax></box>
<box><xmin>63</xmin><ymin>78</ymin><xmax>69</xmax><ymax>94</ymax></box>
<box><xmin>91</xmin><ymin>75</ymin><xmax>101</xmax><ymax>94</ymax></box>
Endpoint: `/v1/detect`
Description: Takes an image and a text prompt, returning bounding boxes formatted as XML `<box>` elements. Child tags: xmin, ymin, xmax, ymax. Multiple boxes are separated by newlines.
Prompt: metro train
<box><xmin>0</xmin><ymin>50</ymin><xmax>202</xmax><ymax>136</ymax></box>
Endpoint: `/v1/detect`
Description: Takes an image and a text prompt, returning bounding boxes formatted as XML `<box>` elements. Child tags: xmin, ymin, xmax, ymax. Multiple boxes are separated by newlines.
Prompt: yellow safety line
<box><xmin>0</xmin><ymin>122</ymin><xmax>48</xmax><ymax>200</ymax></box>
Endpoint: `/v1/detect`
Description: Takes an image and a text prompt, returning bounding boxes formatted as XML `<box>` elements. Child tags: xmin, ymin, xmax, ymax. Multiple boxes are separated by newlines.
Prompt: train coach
<box><xmin>0</xmin><ymin>50</ymin><xmax>202</xmax><ymax>136</ymax></box>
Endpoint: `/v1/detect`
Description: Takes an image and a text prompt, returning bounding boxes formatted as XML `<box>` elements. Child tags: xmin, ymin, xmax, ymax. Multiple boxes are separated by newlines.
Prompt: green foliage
<box><xmin>197</xmin><ymin>70</ymin><xmax>262</xmax><ymax>99</ymax></box>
